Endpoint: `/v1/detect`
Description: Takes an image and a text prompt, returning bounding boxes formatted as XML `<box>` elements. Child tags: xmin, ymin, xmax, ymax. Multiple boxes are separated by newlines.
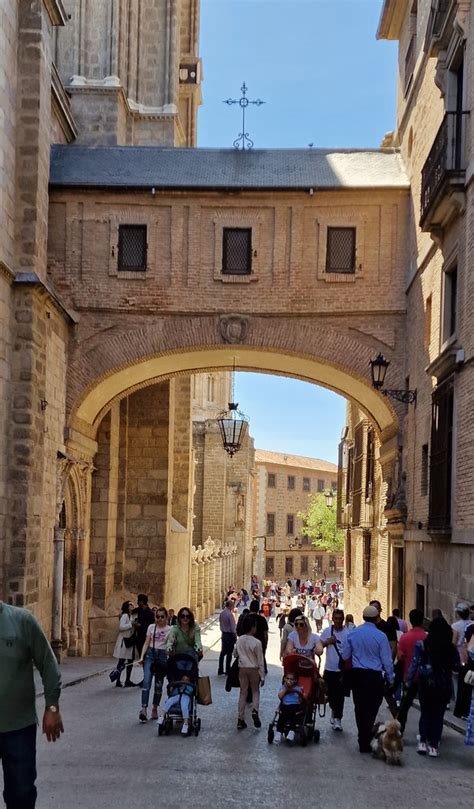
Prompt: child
<box><xmin>158</xmin><ymin>674</ymin><xmax>194</xmax><ymax>735</ymax></box>
<box><xmin>274</xmin><ymin>672</ymin><xmax>304</xmax><ymax>744</ymax></box>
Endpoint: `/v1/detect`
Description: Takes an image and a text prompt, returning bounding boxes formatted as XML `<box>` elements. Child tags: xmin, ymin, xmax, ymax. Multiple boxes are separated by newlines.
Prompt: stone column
<box><xmin>190</xmin><ymin>547</ymin><xmax>198</xmax><ymax>613</ymax></box>
<box><xmin>51</xmin><ymin>527</ymin><xmax>65</xmax><ymax>660</ymax></box>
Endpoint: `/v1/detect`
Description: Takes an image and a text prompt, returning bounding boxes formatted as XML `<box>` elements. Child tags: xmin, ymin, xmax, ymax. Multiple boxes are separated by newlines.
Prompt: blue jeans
<box><xmin>0</xmin><ymin>724</ymin><xmax>37</xmax><ymax>808</ymax></box>
<box><xmin>141</xmin><ymin>649</ymin><xmax>167</xmax><ymax>708</ymax></box>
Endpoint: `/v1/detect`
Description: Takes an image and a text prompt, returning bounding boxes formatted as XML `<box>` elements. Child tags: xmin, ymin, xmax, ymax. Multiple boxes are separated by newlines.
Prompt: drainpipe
<box><xmin>51</xmin><ymin>526</ymin><xmax>65</xmax><ymax>662</ymax></box>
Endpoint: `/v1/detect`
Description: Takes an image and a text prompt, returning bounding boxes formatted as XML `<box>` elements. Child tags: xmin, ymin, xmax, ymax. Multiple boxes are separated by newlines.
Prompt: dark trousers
<box><xmin>350</xmin><ymin>669</ymin><xmax>384</xmax><ymax>752</ymax></box>
<box><xmin>324</xmin><ymin>670</ymin><xmax>346</xmax><ymax>719</ymax></box>
<box><xmin>0</xmin><ymin>724</ymin><xmax>37</xmax><ymax>809</ymax></box>
<box><xmin>117</xmin><ymin>656</ymin><xmax>134</xmax><ymax>683</ymax></box>
<box><xmin>397</xmin><ymin>682</ymin><xmax>418</xmax><ymax>732</ymax></box>
<box><xmin>418</xmin><ymin>686</ymin><xmax>447</xmax><ymax>748</ymax></box>
<box><xmin>276</xmin><ymin>704</ymin><xmax>304</xmax><ymax>733</ymax></box>
<box><xmin>218</xmin><ymin>632</ymin><xmax>236</xmax><ymax>674</ymax></box>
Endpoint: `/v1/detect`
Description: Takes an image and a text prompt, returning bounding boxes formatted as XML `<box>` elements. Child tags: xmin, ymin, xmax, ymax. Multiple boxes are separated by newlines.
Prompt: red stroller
<box><xmin>267</xmin><ymin>654</ymin><xmax>324</xmax><ymax>745</ymax></box>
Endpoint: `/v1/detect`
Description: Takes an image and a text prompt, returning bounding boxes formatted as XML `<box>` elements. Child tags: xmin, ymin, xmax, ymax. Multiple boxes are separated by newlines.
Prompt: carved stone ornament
<box><xmin>219</xmin><ymin>314</ymin><xmax>249</xmax><ymax>344</ymax></box>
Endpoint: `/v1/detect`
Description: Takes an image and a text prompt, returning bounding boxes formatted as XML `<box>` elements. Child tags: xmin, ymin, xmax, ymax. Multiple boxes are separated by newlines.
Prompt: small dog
<box><xmin>371</xmin><ymin>719</ymin><xmax>403</xmax><ymax>765</ymax></box>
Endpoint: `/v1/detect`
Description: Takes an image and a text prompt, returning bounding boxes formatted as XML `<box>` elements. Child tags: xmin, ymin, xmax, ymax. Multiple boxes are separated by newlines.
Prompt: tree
<box><xmin>298</xmin><ymin>493</ymin><xmax>344</xmax><ymax>553</ymax></box>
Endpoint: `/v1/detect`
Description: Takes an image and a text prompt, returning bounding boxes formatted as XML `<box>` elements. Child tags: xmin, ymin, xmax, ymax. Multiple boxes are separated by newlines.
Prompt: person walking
<box><xmin>111</xmin><ymin>600</ymin><xmax>136</xmax><ymax>687</ymax></box>
<box><xmin>407</xmin><ymin>616</ymin><xmax>460</xmax><ymax>757</ymax></box>
<box><xmin>137</xmin><ymin>607</ymin><xmax>170</xmax><ymax>722</ymax></box>
<box><xmin>218</xmin><ymin>600</ymin><xmax>237</xmax><ymax>676</ymax></box>
<box><xmin>285</xmin><ymin>615</ymin><xmax>323</xmax><ymax>660</ymax></box>
<box><xmin>0</xmin><ymin>600</ymin><xmax>63</xmax><ymax>809</ymax></box>
<box><xmin>234</xmin><ymin>614</ymin><xmax>265</xmax><ymax>730</ymax></box>
<box><xmin>313</xmin><ymin>599</ymin><xmax>326</xmax><ymax>633</ymax></box>
<box><xmin>167</xmin><ymin>608</ymin><xmax>202</xmax><ymax>660</ymax></box>
<box><xmin>321</xmin><ymin>608</ymin><xmax>349</xmax><ymax>731</ymax></box>
<box><xmin>341</xmin><ymin>604</ymin><xmax>394</xmax><ymax>753</ymax></box>
<box><xmin>247</xmin><ymin>600</ymin><xmax>269</xmax><ymax>672</ymax></box>
<box><xmin>131</xmin><ymin>594</ymin><xmax>155</xmax><ymax>658</ymax></box>
<box><xmin>464</xmin><ymin>624</ymin><xmax>474</xmax><ymax>747</ymax></box>
<box><xmin>396</xmin><ymin>608</ymin><xmax>427</xmax><ymax>733</ymax></box>
<box><xmin>279</xmin><ymin>608</ymin><xmax>302</xmax><ymax>659</ymax></box>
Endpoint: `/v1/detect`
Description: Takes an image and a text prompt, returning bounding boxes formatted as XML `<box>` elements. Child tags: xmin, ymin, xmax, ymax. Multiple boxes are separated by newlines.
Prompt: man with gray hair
<box><xmin>217</xmin><ymin>600</ymin><xmax>237</xmax><ymax>676</ymax></box>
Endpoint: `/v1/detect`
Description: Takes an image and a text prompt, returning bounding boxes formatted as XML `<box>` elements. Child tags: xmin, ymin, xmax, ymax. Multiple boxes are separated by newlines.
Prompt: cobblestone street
<box><xmin>32</xmin><ymin>618</ymin><xmax>472</xmax><ymax>809</ymax></box>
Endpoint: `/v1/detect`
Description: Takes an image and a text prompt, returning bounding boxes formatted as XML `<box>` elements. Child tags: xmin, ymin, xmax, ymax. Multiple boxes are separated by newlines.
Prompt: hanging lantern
<box><xmin>369</xmin><ymin>352</ymin><xmax>390</xmax><ymax>390</ymax></box>
<box><xmin>325</xmin><ymin>489</ymin><xmax>334</xmax><ymax>509</ymax></box>
<box><xmin>217</xmin><ymin>402</ymin><xmax>249</xmax><ymax>458</ymax></box>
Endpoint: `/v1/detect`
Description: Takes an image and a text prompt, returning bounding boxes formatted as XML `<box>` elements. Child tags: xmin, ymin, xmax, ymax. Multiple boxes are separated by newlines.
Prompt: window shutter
<box><xmin>429</xmin><ymin>379</ymin><xmax>454</xmax><ymax>529</ymax></box>
<box><xmin>352</xmin><ymin>423</ymin><xmax>364</xmax><ymax>526</ymax></box>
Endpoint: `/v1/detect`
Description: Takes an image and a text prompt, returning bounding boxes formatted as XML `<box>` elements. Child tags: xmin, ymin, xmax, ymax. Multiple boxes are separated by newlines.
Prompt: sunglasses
<box><xmin>156</xmin><ymin>614</ymin><xmax>167</xmax><ymax>619</ymax></box>
<box><xmin>181</xmin><ymin>614</ymin><xmax>191</xmax><ymax>619</ymax></box>
<box><xmin>294</xmin><ymin>621</ymin><xmax>305</xmax><ymax>627</ymax></box>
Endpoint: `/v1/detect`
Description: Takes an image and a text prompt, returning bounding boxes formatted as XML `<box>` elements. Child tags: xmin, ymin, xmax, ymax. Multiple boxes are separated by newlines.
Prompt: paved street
<box><xmin>31</xmin><ymin>618</ymin><xmax>472</xmax><ymax>809</ymax></box>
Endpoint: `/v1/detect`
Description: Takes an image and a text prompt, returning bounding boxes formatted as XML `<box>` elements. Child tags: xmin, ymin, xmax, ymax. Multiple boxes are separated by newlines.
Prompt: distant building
<box><xmin>252</xmin><ymin>450</ymin><xmax>340</xmax><ymax>582</ymax></box>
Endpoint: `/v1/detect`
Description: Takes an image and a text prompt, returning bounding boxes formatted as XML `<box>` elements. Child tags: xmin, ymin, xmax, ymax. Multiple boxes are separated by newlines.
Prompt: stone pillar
<box><xmin>51</xmin><ymin>526</ymin><xmax>65</xmax><ymax>660</ymax></box>
<box><xmin>190</xmin><ymin>548</ymin><xmax>198</xmax><ymax>613</ymax></box>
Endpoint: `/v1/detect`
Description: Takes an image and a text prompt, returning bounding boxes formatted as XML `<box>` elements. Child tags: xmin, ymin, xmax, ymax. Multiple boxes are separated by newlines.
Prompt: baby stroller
<box><xmin>158</xmin><ymin>653</ymin><xmax>201</xmax><ymax>737</ymax></box>
<box><xmin>267</xmin><ymin>654</ymin><xmax>323</xmax><ymax>746</ymax></box>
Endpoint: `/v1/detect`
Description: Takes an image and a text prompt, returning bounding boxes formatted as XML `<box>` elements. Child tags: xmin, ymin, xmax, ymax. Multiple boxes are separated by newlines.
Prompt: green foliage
<box><xmin>297</xmin><ymin>493</ymin><xmax>344</xmax><ymax>553</ymax></box>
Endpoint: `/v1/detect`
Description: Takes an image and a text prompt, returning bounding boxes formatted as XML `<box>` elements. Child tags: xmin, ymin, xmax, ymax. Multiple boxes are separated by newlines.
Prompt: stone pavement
<box><xmin>26</xmin><ymin>617</ymin><xmax>473</xmax><ymax>809</ymax></box>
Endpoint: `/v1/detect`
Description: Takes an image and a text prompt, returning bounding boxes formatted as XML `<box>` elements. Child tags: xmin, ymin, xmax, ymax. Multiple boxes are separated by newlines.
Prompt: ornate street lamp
<box><xmin>369</xmin><ymin>353</ymin><xmax>417</xmax><ymax>405</ymax></box>
<box><xmin>217</xmin><ymin>402</ymin><xmax>249</xmax><ymax>457</ymax></box>
<box><xmin>325</xmin><ymin>489</ymin><xmax>334</xmax><ymax>509</ymax></box>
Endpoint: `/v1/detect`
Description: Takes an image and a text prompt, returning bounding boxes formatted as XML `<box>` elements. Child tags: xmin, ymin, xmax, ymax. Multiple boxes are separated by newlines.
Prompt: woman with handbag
<box><xmin>407</xmin><ymin>616</ymin><xmax>460</xmax><ymax>757</ymax></box>
<box><xmin>137</xmin><ymin>607</ymin><xmax>170</xmax><ymax>722</ymax></box>
<box><xmin>166</xmin><ymin>608</ymin><xmax>202</xmax><ymax>660</ymax></box>
<box><xmin>111</xmin><ymin>601</ymin><xmax>136</xmax><ymax>688</ymax></box>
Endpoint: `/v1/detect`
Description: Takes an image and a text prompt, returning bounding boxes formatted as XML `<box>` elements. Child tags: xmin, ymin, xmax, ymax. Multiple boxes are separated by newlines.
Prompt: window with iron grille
<box><xmin>365</xmin><ymin>428</ymin><xmax>375</xmax><ymax>502</ymax></box>
<box><xmin>429</xmin><ymin>379</ymin><xmax>453</xmax><ymax>529</ymax></box>
<box><xmin>287</xmin><ymin>475</ymin><xmax>295</xmax><ymax>490</ymax></box>
<box><xmin>222</xmin><ymin>227</ymin><xmax>252</xmax><ymax>274</ymax></box>
<box><xmin>300</xmin><ymin>555</ymin><xmax>308</xmax><ymax>575</ymax></box>
<box><xmin>285</xmin><ymin>556</ymin><xmax>293</xmax><ymax>575</ymax></box>
<box><xmin>329</xmin><ymin>555</ymin><xmax>336</xmax><ymax>573</ymax></box>
<box><xmin>265</xmin><ymin>557</ymin><xmax>274</xmax><ymax>577</ymax></box>
<box><xmin>326</xmin><ymin>227</ymin><xmax>356</xmax><ymax>274</ymax></box>
<box><xmin>266</xmin><ymin>513</ymin><xmax>275</xmax><ymax>535</ymax></box>
<box><xmin>317</xmin><ymin>479</ymin><xmax>325</xmax><ymax>492</ymax></box>
<box><xmin>303</xmin><ymin>477</ymin><xmax>310</xmax><ymax>492</ymax></box>
<box><xmin>118</xmin><ymin>225</ymin><xmax>147</xmax><ymax>271</ymax></box>
<box><xmin>362</xmin><ymin>530</ymin><xmax>371</xmax><ymax>584</ymax></box>
<box><xmin>314</xmin><ymin>555</ymin><xmax>323</xmax><ymax>574</ymax></box>
<box><xmin>287</xmin><ymin>514</ymin><xmax>294</xmax><ymax>535</ymax></box>
<box><xmin>352</xmin><ymin>422</ymin><xmax>365</xmax><ymax>526</ymax></box>
<box><xmin>267</xmin><ymin>472</ymin><xmax>276</xmax><ymax>488</ymax></box>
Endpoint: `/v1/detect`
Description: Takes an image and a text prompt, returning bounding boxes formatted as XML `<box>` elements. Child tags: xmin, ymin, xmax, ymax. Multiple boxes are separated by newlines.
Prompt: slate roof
<box><xmin>255</xmin><ymin>449</ymin><xmax>338</xmax><ymax>474</ymax></box>
<box><xmin>49</xmin><ymin>145</ymin><xmax>409</xmax><ymax>191</ymax></box>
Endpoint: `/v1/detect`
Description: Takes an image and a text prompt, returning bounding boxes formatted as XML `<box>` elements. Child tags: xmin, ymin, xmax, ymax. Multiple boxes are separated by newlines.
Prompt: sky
<box><xmin>198</xmin><ymin>0</ymin><xmax>398</xmax><ymax>463</ymax></box>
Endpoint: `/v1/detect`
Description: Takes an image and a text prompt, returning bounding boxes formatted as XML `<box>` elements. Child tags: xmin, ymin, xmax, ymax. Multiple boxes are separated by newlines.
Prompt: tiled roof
<box><xmin>49</xmin><ymin>145</ymin><xmax>409</xmax><ymax>190</ymax></box>
<box><xmin>255</xmin><ymin>449</ymin><xmax>337</xmax><ymax>474</ymax></box>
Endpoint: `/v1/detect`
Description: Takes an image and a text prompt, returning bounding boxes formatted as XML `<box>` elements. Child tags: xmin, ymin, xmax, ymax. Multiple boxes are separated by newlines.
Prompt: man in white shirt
<box><xmin>320</xmin><ymin>608</ymin><xmax>349</xmax><ymax>731</ymax></box>
<box><xmin>312</xmin><ymin>600</ymin><xmax>326</xmax><ymax>632</ymax></box>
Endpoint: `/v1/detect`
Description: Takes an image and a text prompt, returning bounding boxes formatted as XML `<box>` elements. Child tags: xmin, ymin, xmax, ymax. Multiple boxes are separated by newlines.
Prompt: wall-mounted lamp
<box><xmin>369</xmin><ymin>353</ymin><xmax>417</xmax><ymax>405</ymax></box>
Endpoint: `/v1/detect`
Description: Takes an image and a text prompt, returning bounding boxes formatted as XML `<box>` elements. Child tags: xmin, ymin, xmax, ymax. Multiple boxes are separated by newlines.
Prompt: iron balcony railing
<box><xmin>420</xmin><ymin>111</ymin><xmax>469</xmax><ymax>226</ymax></box>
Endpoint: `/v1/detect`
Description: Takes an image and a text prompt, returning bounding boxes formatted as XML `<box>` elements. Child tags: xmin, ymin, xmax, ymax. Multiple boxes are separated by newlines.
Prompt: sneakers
<box><xmin>273</xmin><ymin>731</ymin><xmax>282</xmax><ymax>745</ymax></box>
<box><xmin>333</xmin><ymin>718</ymin><xmax>343</xmax><ymax>732</ymax></box>
<box><xmin>330</xmin><ymin>716</ymin><xmax>335</xmax><ymax>727</ymax></box>
<box><xmin>252</xmin><ymin>710</ymin><xmax>262</xmax><ymax>728</ymax></box>
<box><xmin>416</xmin><ymin>735</ymin><xmax>427</xmax><ymax>755</ymax></box>
<box><xmin>286</xmin><ymin>730</ymin><xmax>295</xmax><ymax>743</ymax></box>
<box><xmin>139</xmin><ymin>709</ymin><xmax>148</xmax><ymax>723</ymax></box>
<box><xmin>157</xmin><ymin>715</ymin><xmax>165</xmax><ymax>726</ymax></box>
<box><xmin>181</xmin><ymin>724</ymin><xmax>189</xmax><ymax>736</ymax></box>
<box><xmin>428</xmin><ymin>746</ymin><xmax>439</xmax><ymax>758</ymax></box>
<box><xmin>237</xmin><ymin>719</ymin><xmax>247</xmax><ymax>730</ymax></box>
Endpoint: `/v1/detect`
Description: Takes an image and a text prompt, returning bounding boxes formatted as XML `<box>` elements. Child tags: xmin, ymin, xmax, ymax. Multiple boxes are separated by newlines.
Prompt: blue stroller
<box><xmin>158</xmin><ymin>653</ymin><xmax>201</xmax><ymax>737</ymax></box>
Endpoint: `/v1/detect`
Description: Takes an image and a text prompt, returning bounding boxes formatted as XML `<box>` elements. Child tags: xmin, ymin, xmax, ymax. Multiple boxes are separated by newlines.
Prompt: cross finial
<box><xmin>223</xmin><ymin>81</ymin><xmax>265</xmax><ymax>150</ymax></box>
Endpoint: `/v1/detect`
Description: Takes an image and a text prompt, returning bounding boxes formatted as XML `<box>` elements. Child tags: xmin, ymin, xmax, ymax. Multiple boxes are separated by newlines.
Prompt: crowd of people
<box><xmin>109</xmin><ymin>584</ymin><xmax>474</xmax><ymax>761</ymax></box>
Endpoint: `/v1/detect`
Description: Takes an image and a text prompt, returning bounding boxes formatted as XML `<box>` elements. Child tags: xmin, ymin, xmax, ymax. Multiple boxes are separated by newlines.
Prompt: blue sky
<box><xmin>199</xmin><ymin>0</ymin><xmax>398</xmax><ymax>463</ymax></box>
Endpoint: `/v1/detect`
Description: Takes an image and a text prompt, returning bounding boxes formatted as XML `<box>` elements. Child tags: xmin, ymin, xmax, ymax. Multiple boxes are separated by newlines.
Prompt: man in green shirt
<box><xmin>0</xmin><ymin>601</ymin><xmax>64</xmax><ymax>808</ymax></box>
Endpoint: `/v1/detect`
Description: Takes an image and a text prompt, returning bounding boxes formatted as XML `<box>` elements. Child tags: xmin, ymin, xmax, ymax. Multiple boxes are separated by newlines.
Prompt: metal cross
<box><xmin>223</xmin><ymin>81</ymin><xmax>265</xmax><ymax>150</ymax></box>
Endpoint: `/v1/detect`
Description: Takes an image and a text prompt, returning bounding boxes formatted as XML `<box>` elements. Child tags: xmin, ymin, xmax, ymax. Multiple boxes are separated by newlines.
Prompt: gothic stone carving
<box><xmin>219</xmin><ymin>314</ymin><xmax>249</xmax><ymax>344</ymax></box>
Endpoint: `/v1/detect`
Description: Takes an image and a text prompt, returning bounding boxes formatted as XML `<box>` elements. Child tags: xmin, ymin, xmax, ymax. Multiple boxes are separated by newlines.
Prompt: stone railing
<box><xmin>191</xmin><ymin>537</ymin><xmax>238</xmax><ymax>622</ymax></box>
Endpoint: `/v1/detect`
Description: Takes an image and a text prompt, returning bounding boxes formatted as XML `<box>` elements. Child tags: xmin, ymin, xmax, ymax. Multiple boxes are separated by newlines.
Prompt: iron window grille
<box><xmin>222</xmin><ymin>227</ymin><xmax>252</xmax><ymax>274</ymax></box>
<box><xmin>303</xmin><ymin>477</ymin><xmax>310</xmax><ymax>492</ymax></box>
<box><xmin>326</xmin><ymin>227</ymin><xmax>356</xmax><ymax>274</ymax></box>
<box><xmin>362</xmin><ymin>530</ymin><xmax>371</xmax><ymax>584</ymax></box>
<box><xmin>266</xmin><ymin>513</ymin><xmax>275</xmax><ymax>535</ymax></box>
<box><xmin>285</xmin><ymin>557</ymin><xmax>293</xmax><ymax>575</ymax></box>
<box><xmin>265</xmin><ymin>557</ymin><xmax>274</xmax><ymax>577</ymax></box>
<box><xmin>287</xmin><ymin>475</ymin><xmax>295</xmax><ymax>490</ymax></box>
<box><xmin>300</xmin><ymin>556</ymin><xmax>309</xmax><ymax>575</ymax></box>
<box><xmin>287</xmin><ymin>514</ymin><xmax>294</xmax><ymax>535</ymax></box>
<box><xmin>118</xmin><ymin>225</ymin><xmax>147</xmax><ymax>271</ymax></box>
<box><xmin>267</xmin><ymin>473</ymin><xmax>276</xmax><ymax>488</ymax></box>
<box><xmin>317</xmin><ymin>479</ymin><xmax>325</xmax><ymax>492</ymax></box>
<box><xmin>329</xmin><ymin>556</ymin><xmax>336</xmax><ymax>573</ymax></box>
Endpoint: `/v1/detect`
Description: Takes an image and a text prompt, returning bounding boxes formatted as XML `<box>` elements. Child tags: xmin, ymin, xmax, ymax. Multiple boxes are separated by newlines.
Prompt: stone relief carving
<box><xmin>219</xmin><ymin>314</ymin><xmax>249</xmax><ymax>344</ymax></box>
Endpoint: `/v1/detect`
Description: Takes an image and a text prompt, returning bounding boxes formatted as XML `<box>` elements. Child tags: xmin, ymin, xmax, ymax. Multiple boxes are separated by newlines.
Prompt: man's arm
<box><xmin>340</xmin><ymin>633</ymin><xmax>353</xmax><ymax>661</ymax></box>
<box><xmin>379</xmin><ymin>634</ymin><xmax>394</xmax><ymax>683</ymax></box>
<box><xmin>26</xmin><ymin>614</ymin><xmax>64</xmax><ymax>742</ymax></box>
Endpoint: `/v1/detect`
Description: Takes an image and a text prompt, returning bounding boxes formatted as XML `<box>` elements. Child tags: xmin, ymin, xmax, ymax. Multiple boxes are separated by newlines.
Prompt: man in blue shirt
<box><xmin>341</xmin><ymin>604</ymin><xmax>394</xmax><ymax>753</ymax></box>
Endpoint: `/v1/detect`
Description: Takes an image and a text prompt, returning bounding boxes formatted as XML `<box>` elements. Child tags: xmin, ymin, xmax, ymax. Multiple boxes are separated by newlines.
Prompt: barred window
<box><xmin>267</xmin><ymin>473</ymin><xmax>276</xmax><ymax>488</ymax></box>
<box><xmin>300</xmin><ymin>556</ymin><xmax>309</xmax><ymax>575</ymax></box>
<box><xmin>329</xmin><ymin>555</ymin><xmax>336</xmax><ymax>573</ymax></box>
<box><xmin>285</xmin><ymin>557</ymin><xmax>293</xmax><ymax>575</ymax></box>
<box><xmin>287</xmin><ymin>514</ymin><xmax>294</xmax><ymax>535</ymax></box>
<box><xmin>265</xmin><ymin>557</ymin><xmax>274</xmax><ymax>577</ymax></box>
<box><xmin>326</xmin><ymin>227</ymin><xmax>356</xmax><ymax>274</ymax></box>
<box><xmin>266</xmin><ymin>513</ymin><xmax>275</xmax><ymax>535</ymax></box>
<box><xmin>317</xmin><ymin>479</ymin><xmax>325</xmax><ymax>492</ymax></box>
<box><xmin>118</xmin><ymin>225</ymin><xmax>147</xmax><ymax>271</ymax></box>
<box><xmin>303</xmin><ymin>477</ymin><xmax>310</xmax><ymax>492</ymax></box>
<box><xmin>222</xmin><ymin>228</ymin><xmax>252</xmax><ymax>274</ymax></box>
<box><xmin>287</xmin><ymin>475</ymin><xmax>295</xmax><ymax>490</ymax></box>
<box><xmin>362</xmin><ymin>530</ymin><xmax>371</xmax><ymax>584</ymax></box>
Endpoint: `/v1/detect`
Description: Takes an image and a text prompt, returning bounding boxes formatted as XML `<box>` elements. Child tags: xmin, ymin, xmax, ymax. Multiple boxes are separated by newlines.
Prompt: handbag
<box><xmin>197</xmin><ymin>675</ymin><xmax>212</xmax><ymax>706</ymax></box>
<box><xmin>225</xmin><ymin>658</ymin><xmax>240</xmax><ymax>692</ymax></box>
<box><xmin>331</xmin><ymin>627</ymin><xmax>352</xmax><ymax>672</ymax></box>
<box><xmin>123</xmin><ymin>633</ymin><xmax>136</xmax><ymax>649</ymax></box>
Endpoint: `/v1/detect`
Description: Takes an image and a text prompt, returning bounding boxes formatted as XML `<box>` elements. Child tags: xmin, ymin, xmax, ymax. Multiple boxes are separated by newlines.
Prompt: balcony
<box><xmin>420</xmin><ymin>111</ymin><xmax>469</xmax><ymax>232</ymax></box>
